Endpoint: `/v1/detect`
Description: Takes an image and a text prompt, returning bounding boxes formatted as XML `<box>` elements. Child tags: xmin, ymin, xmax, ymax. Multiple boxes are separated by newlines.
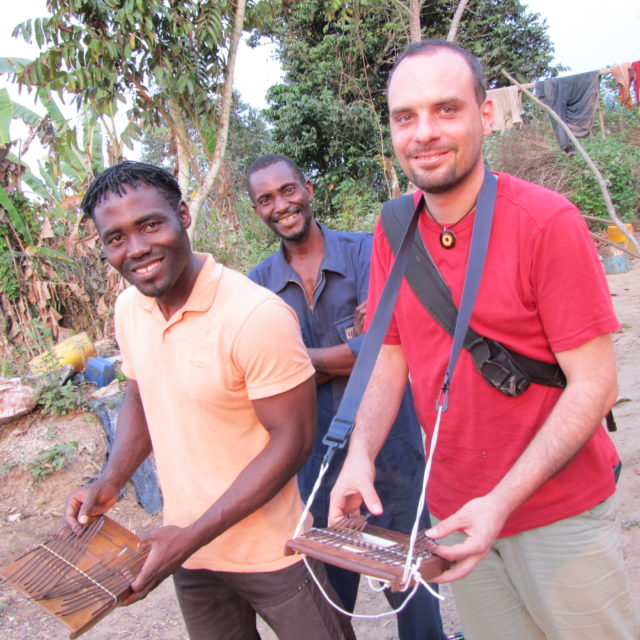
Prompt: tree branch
<box><xmin>188</xmin><ymin>0</ymin><xmax>246</xmax><ymax>237</ymax></box>
<box><xmin>447</xmin><ymin>0</ymin><xmax>470</xmax><ymax>42</ymax></box>
<box><xmin>502</xmin><ymin>68</ymin><xmax>640</xmax><ymax>256</ymax></box>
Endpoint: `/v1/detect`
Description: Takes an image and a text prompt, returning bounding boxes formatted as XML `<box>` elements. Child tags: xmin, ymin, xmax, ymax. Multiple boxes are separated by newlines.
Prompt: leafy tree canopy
<box><xmin>11</xmin><ymin>0</ymin><xmax>237</xmax><ymax>148</ymax></box>
<box><xmin>250</xmin><ymin>0</ymin><xmax>558</xmax><ymax>215</ymax></box>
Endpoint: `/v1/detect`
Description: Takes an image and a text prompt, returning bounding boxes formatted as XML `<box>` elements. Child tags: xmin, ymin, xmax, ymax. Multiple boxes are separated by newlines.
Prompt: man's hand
<box><xmin>353</xmin><ymin>301</ymin><xmax>367</xmax><ymax>337</ymax></box>
<box><xmin>123</xmin><ymin>525</ymin><xmax>193</xmax><ymax>605</ymax></box>
<box><xmin>423</xmin><ymin>495</ymin><xmax>510</xmax><ymax>583</ymax></box>
<box><xmin>64</xmin><ymin>481</ymin><xmax>120</xmax><ymax>529</ymax></box>
<box><xmin>328</xmin><ymin>450</ymin><xmax>381</xmax><ymax>525</ymax></box>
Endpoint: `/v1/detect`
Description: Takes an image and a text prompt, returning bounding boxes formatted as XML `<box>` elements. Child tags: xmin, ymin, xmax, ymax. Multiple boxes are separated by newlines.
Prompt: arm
<box><xmin>124</xmin><ymin>375</ymin><xmax>317</xmax><ymax>604</ymax></box>
<box><xmin>64</xmin><ymin>379</ymin><xmax>152</xmax><ymax>526</ymax></box>
<box><xmin>428</xmin><ymin>333</ymin><xmax>617</xmax><ymax>583</ymax></box>
<box><xmin>309</xmin><ymin>301</ymin><xmax>367</xmax><ymax>385</ymax></box>
<box><xmin>328</xmin><ymin>343</ymin><xmax>409</xmax><ymax>523</ymax></box>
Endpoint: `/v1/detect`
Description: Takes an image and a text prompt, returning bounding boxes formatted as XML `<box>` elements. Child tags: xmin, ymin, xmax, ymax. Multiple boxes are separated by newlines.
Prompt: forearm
<box><xmin>308</xmin><ymin>344</ymin><xmax>356</xmax><ymax>378</ymax></box>
<box><xmin>175</xmin><ymin>377</ymin><xmax>316</xmax><ymax>558</ymax></box>
<box><xmin>179</xmin><ymin>433</ymin><xmax>309</xmax><ymax>557</ymax></box>
<box><xmin>486</xmin><ymin>335</ymin><xmax>617</xmax><ymax>523</ymax></box>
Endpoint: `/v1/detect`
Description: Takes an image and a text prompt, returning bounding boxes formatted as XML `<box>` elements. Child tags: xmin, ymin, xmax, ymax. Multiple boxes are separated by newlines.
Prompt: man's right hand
<box><xmin>328</xmin><ymin>451</ymin><xmax>381</xmax><ymax>525</ymax></box>
<box><xmin>64</xmin><ymin>480</ymin><xmax>119</xmax><ymax>528</ymax></box>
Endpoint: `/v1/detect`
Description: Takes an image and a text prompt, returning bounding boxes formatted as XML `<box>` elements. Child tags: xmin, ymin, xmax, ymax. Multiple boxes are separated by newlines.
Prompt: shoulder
<box><xmin>217</xmin><ymin>266</ymin><xmax>297</xmax><ymax>326</ymax></box>
<box><xmin>495</xmin><ymin>172</ymin><xmax>579</xmax><ymax>228</ymax></box>
<box><xmin>324</xmin><ymin>226</ymin><xmax>373</xmax><ymax>257</ymax></box>
<box><xmin>114</xmin><ymin>284</ymin><xmax>140</xmax><ymax>315</ymax></box>
<box><xmin>247</xmin><ymin>252</ymin><xmax>279</xmax><ymax>285</ymax></box>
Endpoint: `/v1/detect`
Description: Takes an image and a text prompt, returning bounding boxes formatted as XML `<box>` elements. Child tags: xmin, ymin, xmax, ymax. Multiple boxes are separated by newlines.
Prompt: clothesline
<box><xmin>518</xmin><ymin>65</ymin><xmax>618</xmax><ymax>90</ymax></box>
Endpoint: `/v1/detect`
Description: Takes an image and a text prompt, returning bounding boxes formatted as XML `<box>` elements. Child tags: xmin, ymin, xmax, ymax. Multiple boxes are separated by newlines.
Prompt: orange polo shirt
<box><xmin>115</xmin><ymin>254</ymin><xmax>314</xmax><ymax>572</ymax></box>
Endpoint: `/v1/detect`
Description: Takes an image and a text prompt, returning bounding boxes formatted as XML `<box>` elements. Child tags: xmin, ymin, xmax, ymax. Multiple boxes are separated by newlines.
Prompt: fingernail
<box><xmin>79</xmin><ymin>515</ymin><xmax>89</xmax><ymax>524</ymax></box>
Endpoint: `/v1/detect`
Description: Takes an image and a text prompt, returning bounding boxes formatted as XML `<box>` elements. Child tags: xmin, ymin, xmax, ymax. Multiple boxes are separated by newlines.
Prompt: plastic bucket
<box><xmin>602</xmin><ymin>252</ymin><xmax>631</xmax><ymax>275</ymax></box>
<box><xmin>607</xmin><ymin>223</ymin><xmax>635</xmax><ymax>253</ymax></box>
<box><xmin>29</xmin><ymin>331</ymin><xmax>98</xmax><ymax>374</ymax></box>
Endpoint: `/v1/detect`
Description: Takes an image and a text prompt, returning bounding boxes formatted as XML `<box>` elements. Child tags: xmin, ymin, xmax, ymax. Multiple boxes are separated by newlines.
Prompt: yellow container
<box><xmin>607</xmin><ymin>223</ymin><xmax>635</xmax><ymax>252</ymax></box>
<box><xmin>29</xmin><ymin>331</ymin><xmax>98</xmax><ymax>374</ymax></box>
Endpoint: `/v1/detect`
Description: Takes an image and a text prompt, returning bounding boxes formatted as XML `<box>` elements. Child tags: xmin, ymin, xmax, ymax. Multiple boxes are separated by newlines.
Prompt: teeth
<box><xmin>135</xmin><ymin>262</ymin><xmax>159</xmax><ymax>274</ymax></box>
<box><xmin>277</xmin><ymin>213</ymin><xmax>297</xmax><ymax>224</ymax></box>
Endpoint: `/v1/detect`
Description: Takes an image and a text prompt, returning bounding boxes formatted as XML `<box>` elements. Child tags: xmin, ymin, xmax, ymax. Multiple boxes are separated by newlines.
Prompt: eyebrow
<box><xmin>390</xmin><ymin>96</ymin><xmax>465</xmax><ymax>115</ymax></box>
<box><xmin>101</xmin><ymin>212</ymin><xmax>166</xmax><ymax>238</ymax></box>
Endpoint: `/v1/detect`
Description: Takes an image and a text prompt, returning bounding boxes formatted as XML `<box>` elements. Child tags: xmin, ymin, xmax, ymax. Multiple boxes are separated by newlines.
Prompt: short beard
<box><xmin>273</xmin><ymin>214</ymin><xmax>312</xmax><ymax>243</ymax></box>
<box><xmin>411</xmin><ymin>162</ymin><xmax>475</xmax><ymax>195</ymax></box>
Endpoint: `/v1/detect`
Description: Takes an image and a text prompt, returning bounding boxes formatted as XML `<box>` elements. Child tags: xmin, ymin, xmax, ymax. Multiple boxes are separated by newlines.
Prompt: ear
<box><xmin>177</xmin><ymin>201</ymin><xmax>192</xmax><ymax>230</ymax></box>
<box><xmin>305</xmin><ymin>180</ymin><xmax>314</xmax><ymax>200</ymax></box>
<box><xmin>481</xmin><ymin>97</ymin><xmax>494</xmax><ymax>137</ymax></box>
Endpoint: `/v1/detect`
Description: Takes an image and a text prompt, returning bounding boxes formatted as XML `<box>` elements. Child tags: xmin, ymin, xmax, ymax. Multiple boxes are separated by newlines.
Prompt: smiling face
<box><xmin>388</xmin><ymin>48</ymin><xmax>493</xmax><ymax>196</ymax></box>
<box><xmin>93</xmin><ymin>182</ymin><xmax>195</xmax><ymax>304</ymax></box>
<box><xmin>249</xmin><ymin>161</ymin><xmax>315</xmax><ymax>243</ymax></box>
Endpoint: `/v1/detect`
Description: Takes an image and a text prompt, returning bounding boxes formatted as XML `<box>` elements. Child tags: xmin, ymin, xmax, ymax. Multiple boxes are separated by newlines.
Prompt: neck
<box><xmin>282</xmin><ymin>220</ymin><xmax>324</xmax><ymax>263</ymax></box>
<box><xmin>157</xmin><ymin>253</ymin><xmax>204</xmax><ymax>320</ymax></box>
<box><xmin>422</xmin><ymin>164</ymin><xmax>486</xmax><ymax>226</ymax></box>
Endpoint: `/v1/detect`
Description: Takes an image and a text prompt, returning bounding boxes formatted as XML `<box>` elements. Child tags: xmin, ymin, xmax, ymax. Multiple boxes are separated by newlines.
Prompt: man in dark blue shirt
<box><xmin>247</xmin><ymin>154</ymin><xmax>446</xmax><ymax>640</ymax></box>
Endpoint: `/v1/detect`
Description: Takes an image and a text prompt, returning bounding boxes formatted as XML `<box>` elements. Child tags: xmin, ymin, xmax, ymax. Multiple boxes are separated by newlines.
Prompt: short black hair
<box><xmin>388</xmin><ymin>39</ymin><xmax>487</xmax><ymax>105</ymax></box>
<box><xmin>246</xmin><ymin>154</ymin><xmax>306</xmax><ymax>199</ymax></box>
<box><xmin>81</xmin><ymin>161</ymin><xmax>182</xmax><ymax>219</ymax></box>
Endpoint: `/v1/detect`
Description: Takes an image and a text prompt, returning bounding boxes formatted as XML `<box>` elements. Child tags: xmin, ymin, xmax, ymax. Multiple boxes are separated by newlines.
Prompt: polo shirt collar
<box><xmin>138</xmin><ymin>253</ymin><xmax>222</xmax><ymax>324</ymax></box>
<box><xmin>268</xmin><ymin>222</ymin><xmax>349</xmax><ymax>294</ymax></box>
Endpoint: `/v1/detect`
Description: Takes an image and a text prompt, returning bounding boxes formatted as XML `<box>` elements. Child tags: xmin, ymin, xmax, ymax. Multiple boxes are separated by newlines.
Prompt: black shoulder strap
<box><xmin>381</xmin><ymin>193</ymin><xmax>568</xmax><ymax>397</ymax></box>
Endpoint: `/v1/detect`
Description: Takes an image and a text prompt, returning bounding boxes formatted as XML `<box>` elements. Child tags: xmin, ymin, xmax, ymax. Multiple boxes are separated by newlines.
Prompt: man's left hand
<box><xmin>123</xmin><ymin>525</ymin><xmax>193</xmax><ymax>605</ymax></box>
<box><xmin>423</xmin><ymin>495</ymin><xmax>509</xmax><ymax>583</ymax></box>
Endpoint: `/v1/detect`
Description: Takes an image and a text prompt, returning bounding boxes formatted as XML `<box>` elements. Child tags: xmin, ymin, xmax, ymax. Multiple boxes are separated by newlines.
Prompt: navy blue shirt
<box><xmin>249</xmin><ymin>222</ymin><xmax>425</xmax><ymax>523</ymax></box>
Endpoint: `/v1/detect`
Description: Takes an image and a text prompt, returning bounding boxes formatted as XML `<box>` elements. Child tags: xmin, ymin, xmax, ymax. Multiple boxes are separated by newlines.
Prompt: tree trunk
<box><xmin>187</xmin><ymin>0</ymin><xmax>246</xmax><ymax>240</ymax></box>
<box><xmin>409</xmin><ymin>0</ymin><xmax>425</xmax><ymax>42</ymax></box>
<box><xmin>169</xmin><ymin>104</ymin><xmax>191</xmax><ymax>201</ymax></box>
<box><xmin>447</xmin><ymin>0</ymin><xmax>470</xmax><ymax>42</ymax></box>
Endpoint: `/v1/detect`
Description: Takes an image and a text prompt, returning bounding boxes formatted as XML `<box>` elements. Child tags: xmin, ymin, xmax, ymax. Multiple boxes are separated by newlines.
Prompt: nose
<box><xmin>414</xmin><ymin>113</ymin><xmax>440</xmax><ymax>143</ymax></box>
<box><xmin>272</xmin><ymin>193</ymin><xmax>290</xmax><ymax>214</ymax></box>
<box><xmin>126</xmin><ymin>233</ymin><xmax>151</xmax><ymax>259</ymax></box>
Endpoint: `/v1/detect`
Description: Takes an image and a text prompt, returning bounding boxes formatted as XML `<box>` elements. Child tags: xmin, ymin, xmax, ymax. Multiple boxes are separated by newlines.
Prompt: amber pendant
<box><xmin>440</xmin><ymin>229</ymin><xmax>456</xmax><ymax>249</ymax></box>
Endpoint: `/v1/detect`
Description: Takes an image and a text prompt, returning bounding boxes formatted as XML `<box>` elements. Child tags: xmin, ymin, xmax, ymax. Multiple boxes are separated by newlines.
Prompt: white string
<box><xmin>37</xmin><ymin>543</ymin><xmax>118</xmax><ymax>606</ymax></box>
<box><xmin>293</xmin><ymin>458</ymin><xmax>331</xmax><ymax>538</ymax></box>
<box><xmin>400</xmin><ymin>403</ymin><xmax>445</xmax><ymax>589</ymax></box>
<box><xmin>291</xmin><ymin>418</ymin><xmax>446</xmax><ymax>622</ymax></box>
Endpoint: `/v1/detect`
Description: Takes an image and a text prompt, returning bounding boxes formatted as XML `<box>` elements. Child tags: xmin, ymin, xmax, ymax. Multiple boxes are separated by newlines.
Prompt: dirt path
<box><xmin>1</xmin><ymin>261</ymin><xmax>638</xmax><ymax>639</ymax></box>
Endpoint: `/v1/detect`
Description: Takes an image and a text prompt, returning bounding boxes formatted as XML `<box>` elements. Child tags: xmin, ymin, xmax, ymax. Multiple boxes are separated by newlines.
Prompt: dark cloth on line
<box><xmin>535</xmin><ymin>71</ymin><xmax>601</xmax><ymax>152</ymax></box>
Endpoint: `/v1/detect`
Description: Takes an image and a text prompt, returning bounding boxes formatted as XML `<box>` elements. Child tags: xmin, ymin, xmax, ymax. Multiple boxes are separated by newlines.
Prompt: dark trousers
<box><xmin>173</xmin><ymin>558</ymin><xmax>355</xmax><ymax>640</ymax></box>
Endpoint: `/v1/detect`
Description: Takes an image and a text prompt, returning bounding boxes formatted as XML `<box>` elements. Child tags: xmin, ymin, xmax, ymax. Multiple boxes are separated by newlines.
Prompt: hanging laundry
<box><xmin>535</xmin><ymin>71</ymin><xmax>601</xmax><ymax>153</ymax></box>
<box><xmin>611</xmin><ymin>63</ymin><xmax>634</xmax><ymax>109</ymax></box>
<box><xmin>632</xmin><ymin>61</ymin><xmax>640</xmax><ymax>105</ymax></box>
<box><xmin>487</xmin><ymin>86</ymin><xmax>523</xmax><ymax>131</ymax></box>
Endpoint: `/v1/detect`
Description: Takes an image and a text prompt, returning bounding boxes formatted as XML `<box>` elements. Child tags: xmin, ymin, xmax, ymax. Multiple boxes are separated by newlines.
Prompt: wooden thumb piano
<box><xmin>0</xmin><ymin>515</ymin><xmax>149</xmax><ymax>638</ymax></box>
<box><xmin>285</xmin><ymin>515</ymin><xmax>450</xmax><ymax>591</ymax></box>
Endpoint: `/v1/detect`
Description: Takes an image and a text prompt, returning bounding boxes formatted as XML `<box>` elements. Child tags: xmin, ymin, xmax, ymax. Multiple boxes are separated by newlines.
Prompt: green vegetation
<box><xmin>29</xmin><ymin>442</ymin><xmax>78</xmax><ymax>483</ymax></box>
<box><xmin>252</xmin><ymin>0</ymin><xmax>558</xmax><ymax>216</ymax></box>
<box><xmin>38</xmin><ymin>381</ymin><xmax>86</xmax><ymax>415</ymax></box>
<box><xmin>0</xmin><ymin>0</ymin><xmax>638</xmax><ymax>370</ymax></box>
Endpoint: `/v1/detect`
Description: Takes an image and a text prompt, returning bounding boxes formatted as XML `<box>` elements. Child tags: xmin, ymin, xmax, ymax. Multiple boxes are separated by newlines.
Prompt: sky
<box><xmin>1</xmin><ymin>0</ymin><xmax>638</xmax><ymax>135</ymax></box>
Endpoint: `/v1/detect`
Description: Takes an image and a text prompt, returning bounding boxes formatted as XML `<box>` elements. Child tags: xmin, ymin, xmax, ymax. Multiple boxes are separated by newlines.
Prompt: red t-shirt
<box><xmin>368</xmin><ymin>172</ymin><xmax>620</xmax><ymax>537</ymax></box>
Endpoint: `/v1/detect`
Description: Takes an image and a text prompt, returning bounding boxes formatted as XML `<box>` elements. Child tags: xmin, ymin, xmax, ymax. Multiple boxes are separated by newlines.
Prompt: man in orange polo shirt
<box><xmin>64</xmin><ymin>161</ymin><xmax>354</xmax><ymax>640</ymax></box>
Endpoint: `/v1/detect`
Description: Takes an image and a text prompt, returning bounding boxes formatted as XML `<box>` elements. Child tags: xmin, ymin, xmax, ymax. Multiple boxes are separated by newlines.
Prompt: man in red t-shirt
<box><xmin>329</xmin><ymin>40</ymin><xmax>637</xmax><ymax>639</ymax></box>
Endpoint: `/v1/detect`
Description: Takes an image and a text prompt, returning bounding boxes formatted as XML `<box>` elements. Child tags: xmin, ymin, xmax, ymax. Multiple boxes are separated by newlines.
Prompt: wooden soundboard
<box><xmin>286</xmin><ymin>516</ymin><xmax>449</xmax><ymax>591</ymax></box>
<box><xmin>0</xmin><ymin>515</ymin><xmax>148</xmax><ymax>638</ymax></box>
